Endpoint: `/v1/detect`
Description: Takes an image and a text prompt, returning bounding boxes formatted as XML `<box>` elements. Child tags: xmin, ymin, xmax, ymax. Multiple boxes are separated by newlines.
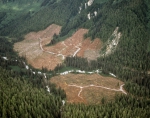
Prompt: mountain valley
<box><xmin>0</xmin><ymin>0</ymin><xmax>150</xmax><ymax>117</ymax></box>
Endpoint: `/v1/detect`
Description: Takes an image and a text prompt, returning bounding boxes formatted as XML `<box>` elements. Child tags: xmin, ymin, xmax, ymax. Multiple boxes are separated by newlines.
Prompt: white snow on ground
<box><xmin>38</xmin><ymin>71</ymin><xmax>42</xmax><ymax>74</ymax></box>
<box><xmin>43</xmin><ymin>73</ymin><xmax>47</xmax><ymax>78</ymax></box>
<box><xmin>76</xmin><ymin>70</ymin><xmax>86</xmax><ymax>74</ymax></box>
<box><xmin>25</xmin><ymin>65</ymin><xmax>29</xmax><ymax>70</ymax></box>
<box><xmin>60</xmin><ymin>71</ymin><xmax>69</xmax><ymax>75</ymax></box>
<box><xmin>109</xmin><ymin>73</ymin><xmax>116</xmax><ymax>77</ymax></box>
<box><xmin>87</xmin><ymin>0</ymin><xmax>94</xmax><ymax>6</ymax></box>
<box><xmin>95</xmin><ymin>69</ymin><xmax>101</xmax><ymax>73</ymax></box>
<box><xmin>79</xmin><ymin>6</ymin><xmax>82</xmax><ymax>14</ymax></box>
<box><xmin>46</xmin><ymin>86</ymin><xmax>50</xmax><ymax>93</ymax></box>
<box><xmin>60</xmin><ymin>70</ymin><xmax>74</xmax><ymax>75</ymax></box>
<box><xmin>62</xmin><ymin>100</ymin><xmax>65</xmax><ymax>106</ymax></box>
<box><xmin>87</xmin><ymin>13</ymin><xmax>91</xmax><ymax>20</ymax></box>
<box><xmin>94</xmin><ymin>11</ymin><xmax>97</xmax><ymax>16</ymax></box>
<box><xmin>23</xmin><ymin>61</ymin><xmax>29</xmax><ymax>70</ymax></box>
<box><xmin>2</xmin><ymin>57</ymin><xmax>8</xmax><ymax>60</ymax></box>
<box><xmin>59</xmin><ymin>69</ymin><xmax>102</xmax><ymax>75</ymax></box>
<box><xmin>87</xmin><ymin>72</ymin><xmax>94</xmax><ymax>74</ymax></box>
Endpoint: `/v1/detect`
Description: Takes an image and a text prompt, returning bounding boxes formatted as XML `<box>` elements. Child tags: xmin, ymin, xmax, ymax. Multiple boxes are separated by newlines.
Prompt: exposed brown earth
<box><xmin>50</xmin><ymin>73</ymin><xmax>125</xmax><ymax>104</ymax></box>
<box><xmin>14</xmin><ymin>24</ymin><xmax>102</xmax><ymax>70</ymax></box>
<box><xmin>14</xmin><ymin>24</ymin><xmax>126</xmax><ymax>104</ymax></box>
<box><xmin>14</xmin><ymin>24</ymin><xmax>62</xmax><ymax>70</ymax></box>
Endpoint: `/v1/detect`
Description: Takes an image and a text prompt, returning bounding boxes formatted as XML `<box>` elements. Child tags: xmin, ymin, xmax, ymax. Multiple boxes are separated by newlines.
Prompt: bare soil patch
<box><xmin>50</xmin><ymin>73</ymin><xmax>125</xmax><ymax>104</ymax></box>
<box><xmin>14</xmin><ymin>24</ymin><xmax>62</xmax><ymax>70</ymax></box>
<box><xmin>14</xmin><ymin>24</ymin><xmax>102</xmax><ymax>70</ymax></box>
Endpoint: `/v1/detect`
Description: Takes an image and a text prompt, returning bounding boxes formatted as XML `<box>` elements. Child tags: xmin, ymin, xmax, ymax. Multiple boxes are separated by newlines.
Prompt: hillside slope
<box><xmin>0</xmin><ymin>0</ymin><xmax>149</xmax><ymax>84</ymax></box>
<box><xmin>0</xmin><ymin>0</ymin><xmax>150</xmax><ymax>117</ymax></box>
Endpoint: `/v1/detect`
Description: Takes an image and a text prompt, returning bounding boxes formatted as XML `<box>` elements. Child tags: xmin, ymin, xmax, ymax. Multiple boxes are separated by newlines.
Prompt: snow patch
<box><xmin>79</xmin><ymin>6</ymin><xmax>82</xmax><ymax>14</ymax></box>
<box><xmin>25</xmin><ymin>65</ymin><xmax>29</xmax><ymax>70</ymax></box>
<box><xmin>43</xmin><ymin>73</ymin><xmax>47</xmax><ymax>78</ymax></box>
<box><xmin>87</xmin><ymin>0</ymin><xmax>94</xmax><ymax>6</ymax></box>
<box><xmin>109</xmin><ymin>73</ymin><xmax>116</xmax><ymax>77</ymax></box>
<box><xmin>94</xmin><ymin>11</ymin><xmax>97</xmax><ymax>16</ymax></box>
<box><xmin>76</xmin><ymin>70</ymin><xmax>85</xmax><ymax>74</ymax></box>
<box><xmin>60</xmin><ymin>70</ymin><xmax>74</xmax><ymax>75</ymax></box>
<box><xmin>87</xmin><ymin>13</ymin><xmax>91</xmax><ymax>20</ymax></box>
<box><xmin>95</xmin><ymin>69</ymin><xmax>100</xmax><ymax>73</ymax></box>
<box><xmin>46</xmin><ymin>86</ymin><xmax>50</xmax><ymax>93</ymax></box>
<box><xmin>23</xmin><ymin>61</ymin><xmax>29</xmax><ymax>70</ymax></box>
<box><xmin>59</xmin><ymin>69</ymin><xmax>101</xmax><ymax>75</ymax></box>
<box><xmin>38</xmin><ymin>71</ymin><xmax>42</xmax><ymax>74</ymax></box>
<box><xmin>87</xmin><ymin>72</ymin><xmax>94</xmax><ymax>74</ymax></box>
<box><xmin>62</xmin><ymin>100</ymin><xmax>65</xmax><ymax>106</ymax></box>
<box><xmin>2</xmin><ymin>57</ymin><xmax>8</xmax><ymax>60</ymax></box>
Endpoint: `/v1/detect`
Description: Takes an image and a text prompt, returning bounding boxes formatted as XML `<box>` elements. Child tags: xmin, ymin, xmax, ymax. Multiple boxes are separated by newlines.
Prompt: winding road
<box><xmin>68</xmin><ymin>84</ymin><xmax>127</xmax><ymax>99</ymax></box>
<box><xmin>39</xmin><ymin>37</ymin><xmax>127</xmax><ymax>101</ymax></box>
<box><xmin>39</xmin><ymin>38</ymin><xmax>81</xmax><ymax>59</ymax></box>
<box><xmin>73</xmin><ymin>45</ymin><xmax>81</xmax><ymax>57</ymax></box>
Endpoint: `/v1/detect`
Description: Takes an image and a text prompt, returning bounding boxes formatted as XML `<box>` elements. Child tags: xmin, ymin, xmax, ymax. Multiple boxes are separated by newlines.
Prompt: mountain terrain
<box><xmin>0</xmin><ymin>0</ymin><xmax>150</xmax><ymax>117</ymax></box>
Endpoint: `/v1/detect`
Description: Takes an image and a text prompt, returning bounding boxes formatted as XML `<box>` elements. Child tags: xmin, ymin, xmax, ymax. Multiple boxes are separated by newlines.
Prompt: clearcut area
<box><xmin>14</xmin><ymin>24</ymin><xmax>102</xmax><ymax>70</ymax></box>
<box><xmin>50</xmin><ymin>73</ymin><xmax>127</xmax><ymax>104</ymax></box>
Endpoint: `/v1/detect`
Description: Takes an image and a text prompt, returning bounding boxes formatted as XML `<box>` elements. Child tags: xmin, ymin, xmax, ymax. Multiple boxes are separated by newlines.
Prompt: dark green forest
<box><xmin>0</xmin><ymin>67</ymin><xmax>64</xmax><ymax>118</ymax></box>
<box><xmin>0</xmin><ymin>0</ymin><xmax>150</xmax><ymax>117</ymax></box>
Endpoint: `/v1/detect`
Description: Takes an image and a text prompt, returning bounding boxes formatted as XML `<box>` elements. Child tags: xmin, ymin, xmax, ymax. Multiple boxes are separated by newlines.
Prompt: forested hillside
<box><xmin>0</xmin><ymin>0</ymin><xmax>150</xmax><ymax>117</ymax></box>
<box><xmin>0</xmin><ymin>37</ymin><xmax>66</xmax><ymax>117</ymax></box>
<box><xmin>61</xmin><ymin>95</ymin><xmax>150</xmax><ymax>118</ymax></box>
<box><xmin>0</xmin><ymin>0</ymin><xmax>44</xmax><ymax>40</ymax></box>
<box><xmin>0</xmin><ymin>67</ymin><xmax>64</xmax><ymax>118</ymax></box>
